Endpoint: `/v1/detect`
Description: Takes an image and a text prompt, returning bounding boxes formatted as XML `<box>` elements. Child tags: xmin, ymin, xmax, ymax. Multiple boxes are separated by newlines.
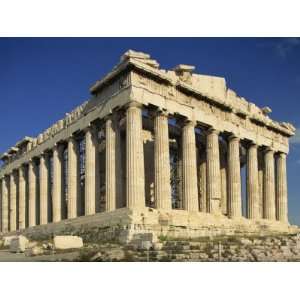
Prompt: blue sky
<box><xmin>0</xmin><ymin>38</ymin><xmax>299</xmax><ymax>224</ymax></box>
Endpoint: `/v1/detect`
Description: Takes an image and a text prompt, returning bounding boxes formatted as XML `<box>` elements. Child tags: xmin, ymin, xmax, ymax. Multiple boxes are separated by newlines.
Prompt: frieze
<box><xmin>132</xmin><ymin>71</ymin><xmax>291</xmax><ymax>148</ymax></box>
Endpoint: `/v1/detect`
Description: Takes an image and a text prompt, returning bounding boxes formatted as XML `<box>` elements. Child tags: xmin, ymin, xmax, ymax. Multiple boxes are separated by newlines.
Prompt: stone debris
<box><xmin>3</xmin><ymin>236</ymin><xmax>18</xmax><ymax>247</ymax></box>
<box><xmin>42</xmin><ymin>242</ymin><xmax>54</xmax><ymax>250</ymax></box>
<box><xmin>25</xmin><ymin>246</ymin><xmax>44</xmax><ymax>257</ymax></box>
<box><xmin>53</xmin><ymin>236</ymin><xmax>83</xmax><ymax>250</ymax></box>
<box><xmin>9</xmin><ymin>236</ymin><xmax>29</xmax><ymax>253</ymax></box>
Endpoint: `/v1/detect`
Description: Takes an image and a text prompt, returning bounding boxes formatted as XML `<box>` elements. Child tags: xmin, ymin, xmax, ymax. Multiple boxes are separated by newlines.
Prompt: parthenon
<box><xmin>0</xmin><ymin>50</ymin><xmax>297</xmax><ymax>241</ymax></box>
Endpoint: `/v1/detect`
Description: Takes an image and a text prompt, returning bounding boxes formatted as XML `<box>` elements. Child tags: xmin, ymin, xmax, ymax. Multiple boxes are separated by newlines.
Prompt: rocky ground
<box><xmin>1</xmin><ymin>233</ymin><xmax>300</xmax><ymax>262</ymax></box>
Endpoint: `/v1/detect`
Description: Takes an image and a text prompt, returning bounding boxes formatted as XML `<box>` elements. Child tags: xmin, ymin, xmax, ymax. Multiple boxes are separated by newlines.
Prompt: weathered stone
<box><xmin>53</xmin><ymin>236</ymin><xmax>83</xmax><ymax>250</ymax></box>
<box><xmin>42</xmin><ymin>242</ymin><xmax>54</xmax><ymax>250</ymax></box>
<box><xmin>10</xmin><ymin>236</ymin><xmax>29</xmax><ymax>253</ymax></box>
<box><xmin>153</xmin><ymin>242</ymin><xmax>163</xmax><ymax>251</ymax></box>
<box><xmin>0</xmin><ymin>50</ymin><xmax>297</xmax><ymax>246</ymax></box>
<box><xmin>28</xmin><ymin>241</ymin><xmax>38</xmax><ymax>249</ymax></box>
<box><xmin>3</xmin><ymin>235</ymin><xmax>18</xmax><ymax>247</ymax></box>
<box><xmin>25</xmin><ymin>246</ymin><xmax>44</xmax><ymax>256</ymax></box>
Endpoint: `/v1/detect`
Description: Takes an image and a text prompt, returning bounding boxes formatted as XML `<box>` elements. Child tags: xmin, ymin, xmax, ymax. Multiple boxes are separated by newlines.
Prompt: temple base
<box><xmin>1</xmin><ymin>208</ymin><xmax>298</xmax><ymax>244</ymax></box>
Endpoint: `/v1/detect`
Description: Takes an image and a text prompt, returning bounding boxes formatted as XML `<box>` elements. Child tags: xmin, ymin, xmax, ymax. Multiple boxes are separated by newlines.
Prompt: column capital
<box><xmin>126</xmin><ymin>101</ymin><xmax>143</xmax><ymax>110</ymax></box>
<box><xmin>178</xmin><ymin>118</ymin><xmax>196</xmax><ymax>128</ymax></box>
<box><xmin>103</xmin><ymin>112</ymin><xmax>114</xmax><ymax>122</ymax></box>
<box><xmin>66</xmin><ymin>133</ymin><xmax>77</xmax><ymax>142</ymax></box>
<box><xmin>277</xmin><ymin>152</ymin><xmax>287</xmax><ymax>158</ymax></box>
<box><xmin>264</xmin><ymin>147</ymin><xmax>275</xmax><ymax>154</ymax></box>
<box><xmin>228</xmin><ymin>134</ymin><xmax>240</xmax><ymax>142</ymax></box>
<box><xmin>149</xmin><ymin>107</ymin><xmax>169</xmax><ymax>118</ymax></box>
<box><xmin>83</xmin><ymin>124</ymin><xmax>98</xmax><ymax>137</ymax></box>
<box><xmin>39</xmin><ymin>151</ymin><xmax>50</xmax><ymax>159</ymax></box>
<box><xmin>248</xmin><ymin>141</ymin><xmax>258</xmax><ymax>149</ymax></box>
<box><xmin>206</xmin><ymin>127</ymin><xmax>220</xmax><ymax>135</ymax></box>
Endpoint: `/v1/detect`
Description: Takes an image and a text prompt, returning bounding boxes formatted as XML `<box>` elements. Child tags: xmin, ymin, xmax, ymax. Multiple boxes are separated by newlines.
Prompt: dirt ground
<box><xmin>0</xmin><ymin>249</ymin><xmax>80</xmax><ymax>262</ymax></box>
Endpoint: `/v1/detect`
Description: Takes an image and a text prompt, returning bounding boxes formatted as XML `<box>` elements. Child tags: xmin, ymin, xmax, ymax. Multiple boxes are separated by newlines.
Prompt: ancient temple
<box><xmin>0</xmin><ymin>50</ymin><xmax>297</xmax><ymax>241</ymax></box>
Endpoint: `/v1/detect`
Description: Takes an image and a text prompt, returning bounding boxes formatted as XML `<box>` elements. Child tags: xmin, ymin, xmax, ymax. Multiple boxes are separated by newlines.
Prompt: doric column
<box><xmin>85</xmin><ymin>126</ymin><xmax>97</xmax><ymax>215</ymax></box>
<box><xmin>39</xmin><ymin>153</ymin><xmax>49</xmax><ymax>225</ymax></box>
<box><xmin>220</xmin><ymin>145</ymin><xmax>228</xmax><ymax>215</ymax></box>
<box><xmin>258</xmin><ymin>151</ymin><xmax>264</xmax><ymax>218</ymax></box>
<box><xmin>154</xmin><ymin>111</ymin><xmax>171</xmax><ymax>210</ymax></box>
<box><xmin>67</xmin><ymin>136</ymin><xmax>79</xmax><ymax>219</ymax></box>
<box><xmin>176</xmin><ymin>137</ymin><xmax>183</xmax><ymax>209</ymax></box>
<box><xmin>182</xmin><ymin>120</ymin><xmax>199</xmax><ymax>211</ymax></box>
<box><xmin>105</xmin><ymin>116</ymin><xmax>117</xmax><ymax>211</ymax></box>
<box><xmin>18</xmin><ymin>166</ymin><xmax>26</xmax><ymax>229</ymax></box>
<box><xmin>10</xmin><ymin>171</ymin><xmax>17</xmax><ymax>231</ymax></box>
<box><xmin>276</xmin><ymin>153</ymin><xmax>288</xmax><ymax>223</ymax></box>
<box><xmin>52</xmin><ymin>144</ymin><xmax>63</xmax><ymax>222</ymax></box>
<box><xmin>247</xmin><ymin>143</ymin><xmax>260</xmax><ymax>219</ymax></box>
<box><xmin>1</xmin><ymin>177</ymin><xmax>9</xmax><ymax>232</ymax></box>
<box><xmin>206</xmin><ymin>128</ymin><xmax>221</xmax><ymax>214</ymax></box>
<box><xmin>198</xmin><ymin>150</ymin><xmax>207</xmax><ymax>212</ymax></box>
<box><xmin>115</xmin><ymin>113</ymin><xmax>124</xmax><ymax>209</ymax></box>
<box><xmin>28</xmin><ymin>160</ymin><xmax>37</xmax><ymax>227</ymax></box>
<box><xmin>126</xmin><ymin>102</ymin><xmax>145</xmax><ymax>209</ymax></box>
<box><xmin>227</xmin><ymin>135</ymin><xmax>242</xmax><ymax>218</ymax></box>
<box><xmin>264</xmin><ymin>148</ymin><xmax>276</xmax><ymax>220</ymax></box>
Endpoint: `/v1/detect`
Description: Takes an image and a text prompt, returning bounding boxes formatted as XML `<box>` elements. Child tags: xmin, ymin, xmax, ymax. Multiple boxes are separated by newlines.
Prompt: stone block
<box><xmin>3</xmin><ymin>236</ymin><xmax>18</xmax><ymax>247</ymax></box>
<box><xmin>10</xmin><ymin>236</ymin><xmax>29</xmax><ymax>253</ymax></box>
<box><xmin>153</xmin><ymin>242</ymin><xmax>163</xmax><ymax>251</ymax></box>
<box><xmin>53</xmin><ymin>236</ymin><xmax>83</xmax><ymax>250</ymax></box>
<box><xmin>42</xmin><ymin>242</ymin><xmax>54</xmax><ymax>250</ymax></box>
<box><xmin>25</xmin><ymin>246</ymin><xmax>44</xmax><ymax>256</ymax></box>
<box><xmin>28</xmin><ymin>241</ymin><xmax>38</xmax><ymax>249</ymax></box>
<box><xmin>140</xmin><ymin>240</ymin><xmax>152</xmax><ymax>250</ymax></box>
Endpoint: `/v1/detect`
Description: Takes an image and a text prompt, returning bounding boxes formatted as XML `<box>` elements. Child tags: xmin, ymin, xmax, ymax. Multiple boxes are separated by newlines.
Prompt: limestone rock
<box><xmin>53</xmin><ymin>236</ymin><xmax>83</xmax><ymax>250</ymax></box>
<box><xmin>91</xmin><ymin>252</ymin><xmax>102</xmax><ymax>261</ymax></box>
<box><xmin>28</xmin><ymin>241</ymin><xmax>38</xmax><ymax>249</ymax></box>
<box><xmin>10</xmin><ymin>236</ymin><xmax>29</xmax><ymax>253</ymax></box>
<box><xmin>42</xmin><ymin>242</ymin><xmax>54</xmax><ymax>250</ymax></box>
<box><xmin>3</xmin><ymin>236</ymin><xmax>17</xmax><ymax>247</ymax></box>
<box><xmin>153</xmin><ymin>242</ymin><xmax>163</xmax><ymax>251</ymax></box>
<box><xmin>25</xmin><ymin>246</ymin><xmax>44</xmax><ymax>256</ymax></box>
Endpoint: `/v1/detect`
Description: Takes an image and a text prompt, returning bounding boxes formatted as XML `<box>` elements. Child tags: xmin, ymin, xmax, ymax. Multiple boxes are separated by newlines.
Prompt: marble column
<box><xmin>182</xmin><ymin>120</ymin><xmax>199</xmax><ymax>211</ymax></box>
<box><xmin>176</xmin><ymin>137</ymin><xmax>183</xmax><ymax>209</ymax></box>
<box><xmin>18</xmin><ymin>166</ymin><xmax>26</xmax><ymax>229</ymax></box>
<box><xmin>106</xmin><ymin>116</ymin><xmax>117</xmax><ymax>211</ymax></box>
<box><xmin>258</xmin><ymin>151</ymin><xmax>264</xmax><ymax>218</ymax></box>
<box><xmin>228</xmin><ymin>135</ymin><xmax>242</xmax><ymax>218</ymax></box>
<box><xmin>276</xmin><ymin>153</ymin><xmax>288</xmax><ymax>223</ymax></box>
<box><xmin>28</xmin><ymin>160</ymin><xmax>37</xmax><ymax>227</ymax></box>
<box><xmin>115</xmin><ymin>113</ymin><xmax>124</xmax><ymax>209</ymax></box>
<box><xmin>85</xmin><ymin>126</ymin><xmax>97</xmax><ymax>215</ymax></box>
<box><xmin>67</xmin><ymin>136</ymin><xmax>79</xmax><ymax>219</ymax></box>
<box><xmin>10</xmin><ymin>171</ymin><xmax>17</xmax><ymax>231</ymax></box>
<box><xmin>206</xmin><ymin>128</ymin><xmax>221</xmax><ymax>214</ymax></box>
<box><xmin>247</xmin><ymin>143</ymin><xmax>260</xmax><ymax>219</ymax></box>
<box><xmin>126</xmin><ymin>102</ymin><xmax>145</xmax><ymax>209</ymax></box>
<box><xmin>154</xmin><ymin>111</ymin><xmax>171</xmax><ymax>210</ymax></box>
<box><xmin>39</xmin><ymin>154</ymin><xmax>49</xmax><ymax>225</ymax></box>
<box><xmin>1</xmin><ymin>177</ymin><xmax>9</xmax><ymax>232</ymax></box>
<box><xmin>52</xmin><ymin>144</ymin><xmax>63</xmax><ymax>222</ymax></box>
<box><xmin>220</xmin><ymin>146</ymin><xmax>228</xmax><ymax>215</ymax></box>
<box><xmin>264</xmin><ymin>148</ymin><xmax>276</xmax><ymax>220</ymax></box>
<box><xmin>198</xmin><ymin>150</ymin><xmax>207</xmax><ymax>212</ymax></box>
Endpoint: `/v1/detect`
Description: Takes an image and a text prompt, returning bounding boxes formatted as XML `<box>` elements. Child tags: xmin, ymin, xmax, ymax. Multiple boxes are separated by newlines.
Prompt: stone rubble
<box><xmin>9</xmin><ymin>235</ymin><xmax>29</xmax><ymax>253</ymax></box>
<box><xmin>53</xmin><ymin>236</ymin><xmax>83</xmax><ymax>250</ymax></box>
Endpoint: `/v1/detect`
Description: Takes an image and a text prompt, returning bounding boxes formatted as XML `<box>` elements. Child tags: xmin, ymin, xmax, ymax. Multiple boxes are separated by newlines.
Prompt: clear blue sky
<box><xmin>0</xmin><ymin>38</ymin><xmax>299</xmax><ymax>224</ymax></box>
